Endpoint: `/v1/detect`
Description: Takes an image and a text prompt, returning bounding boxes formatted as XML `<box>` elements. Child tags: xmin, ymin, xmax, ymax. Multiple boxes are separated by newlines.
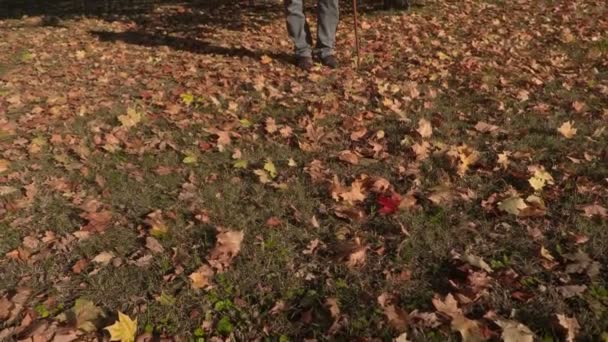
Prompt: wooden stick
<box><xmin>353</xmin><ymin>0</ymin><xmax>360</xmax><ymax>69</ymax></box>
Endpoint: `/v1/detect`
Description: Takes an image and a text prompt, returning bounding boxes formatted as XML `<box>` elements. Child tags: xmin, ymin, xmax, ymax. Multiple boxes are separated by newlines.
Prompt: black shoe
<box><xmin>320</xmin><ymin>55</ymin><xmax>338</xmax><ymax>69</ymax></box>
<box><xmin>296</xmin><ymin>56</ymin><xmax>313</xmax><ymax>71</ymax></box>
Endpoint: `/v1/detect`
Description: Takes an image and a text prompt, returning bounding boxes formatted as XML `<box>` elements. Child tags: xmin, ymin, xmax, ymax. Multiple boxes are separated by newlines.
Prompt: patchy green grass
<box><xmin>0</xmin><ymin>0</ymin><xmax>607</xmax><ymax>340</ymax></box>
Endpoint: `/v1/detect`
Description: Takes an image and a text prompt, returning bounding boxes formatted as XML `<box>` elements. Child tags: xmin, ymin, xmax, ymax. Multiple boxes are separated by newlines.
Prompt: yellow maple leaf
<box><xmin>105</xmin><ymin>312</ymin><xmax>137</xmax><ymax>342</ymax></box>
<box><xmin>456</xmin><ymin>145</ymin><xmax>480</xmax><ymax>176</ymax></box>
<box><xmin>557</xmin><ymin>121</ymin><xmax>576</xmax><ymax>138</ymax></box>
<box><xmin>497</xmin><ymin>151</ymin><xmax>510</xmax><ymax>170</ymax></box>
<box><xmin>529</xmin><ymin>169</ymin><xmax>554</xmax><ymax>191</ymax></box>
<box><xmin>498</xmin><ymin>196</ymin><xmax>528</xmax><ymax>215</ymax></box>
<box><xmin>189</xmin><ymin>264</ymin><xmax>214</xmax><ymax>289</ymax></box>
<box><xmin>118</xmin><ymin>107</ymin><xmax>143</xmax><ymax>128</ymax></box>
<box><xmin>264</xmin><ymin>160</ymin><xmax>277</xmax><ymax>178</ymax></box>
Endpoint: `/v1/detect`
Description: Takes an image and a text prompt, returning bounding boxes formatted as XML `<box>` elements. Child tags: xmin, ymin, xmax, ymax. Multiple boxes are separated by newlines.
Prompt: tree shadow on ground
<box><xmin>90</xmin><ymin>29</ymin><xmax>294</xmax><ymax>64</ymax></box>
<box><xmin>85</xmin><ymin>1</ymin><xmax>294</xmax><ymax>64</ymax></box>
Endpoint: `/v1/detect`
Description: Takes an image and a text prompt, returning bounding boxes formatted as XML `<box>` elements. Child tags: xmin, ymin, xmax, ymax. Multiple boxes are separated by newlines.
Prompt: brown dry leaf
<box><xmin>558</xmin><ymin>121</ymin><xmax>577</xmax><ymax>138</ymax></box>
<box><xmin>495</xmin><ymin>319</ymin><xmax>534</xmax><ymax>342</ymax></box>
<box><xmin>370</xmin><ymin>177</ymin><xmax>392</xmax><ymax>193</ymax></box>
<box><xmin>350</xmin><ymin>127</ymin><xmax>367</xmax><ymax>141</ymax></box>
<box><xmin>189</xmin><ymin>265</ymin><xmax>214</xmax><ymax>290</ymax></box>
<box><xmin>0</xmin><ymin>159</ymin><xmax>10</xmax><ymax>173</ymax></box>
<box><xmin>412</xmin><ymin>141</ymin><xmax>431</xmax><ymax>160</ymax></box>
<box><xmin>557</xmin><ymin>285</ymin><xmax>587</xmax><ymax>299</ymax></box>
<box><xmin>581</xmin><ymin>204</ymin><xmax>607</xmax><ymax>218</ymax></box>
<box><xmin>265</xmin><ymin>117</ymin><xmax>278</xmax><ymax>134</ymax></box>
<box><xmin>347</xmin><ymin>245</ymin><xmax>367</xmax><ymax>268</ymax></box>
<box><xmin>455</xmin><ymin>145</ymin><xmax>480</xmax><ymax>176</ymax></box>
<box><xmin>340</xmin><ymin>179</ymin><xmax>367</xmax><ymax>204</ymax></box>
<box><xmin>325</xmin><ymin>298</ymin><xmax>340</xmax><ymax>319</ymax></box>
<box><xmin>4</xmin><ymin>288</ymin><xmax>31</xmax><ymax>325</ymax></box>
<box><xmin>572</xmin><ymin>101</ymin><xmax>585</xmax><ymax>113</ymax></box>
<box><xmin>416</xmin><ymin>118</ymin><xmax>433</xmax><ymax>138</ymax></box>
<box><xmin>378</xmin><ymin>293</ymin><xmax>408</xmax><ymax>332</ymax></box>
<box><xmin>432</xmin><ymin>293</ymin><xmax>462</xmax><ymax>318</ymax></box>
<box><xmin>338</xmin><ymin>150</ymin><xmax>359</xmax><ymax>165</ymax></box>
<box><xmin>265</xmin><ymin>217</ymin><xmax>282</xmax><ymax>227</ymax></box>
<box><xmin>560</xmin><ymin>28</ymin><xmax>575</xmax><ymax>43</ymax></box>
<box><xmin>563</xmin><ymin>250</ymin><xmax>600</xmax><ymax>278</ymax></box>
<box><xmin>81</xmin><ymin>210</ymin><xmax>112</xmax><ymax>233</ymax></box>
<box><xmin>432</xmin><ymin>294</ymin><xmax>485</xmax><ymax>342</ymax></box>
<box><xmin>497</xmin><ymin>151</ymin><xmax>510</xmax><ymax>169</ymax></box>
<box><xmin>0</xmin><ymin>296</ymin><xmax>13</xmax><ymax>321</ymax></box>
<box><xmin>474</xmin><ymin>121</ymin><xmax>499</xmax><ymax>133</ymax></box>
<box><xmin>540</xmin><ymin>246</ymin><xmax>554</xmax><ymax>261</ymax></box>
<box><xmin>428</xmin><ymin>186</ymin><xmax>453</xmax><ymax>205</ymax></box>
<box><xmin>269</xmin><ymin>300</ymin><xmax>286</xmax><ymax>315</ymax></box>
<box><xmin>207</xmin><ymin>230</ymin><xmax>244</xmax><ymax>271</ymax></box>
<box><xmin>146</xmin><ymin>237</ymin><xmax>165</xmax><ymax>254</ymax></box>
<box><xmin>72</xmin><ymin>259</ymin><xmax>89</xmax><ymax>274</ymax></box>
<box><xmin>92</xmin><ymin>251</ymin><xmax>115</xmax><ymax>266</ymax></box>
<box><xmin>556</xmin><ymin>314</ymin><xmax>580</xmax><ymax>342</ymax></box>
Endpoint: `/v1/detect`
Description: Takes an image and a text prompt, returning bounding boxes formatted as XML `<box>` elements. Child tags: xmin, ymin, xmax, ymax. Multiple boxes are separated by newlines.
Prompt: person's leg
<box><xmin>316</xmin><ymin>0</ymin><xmax>339</xmax><ymax>58</ymax></box>
<box><xmin>285</xmin><ymin>0</ymin><xmax>313</xmax><ymax>58</ymax></box>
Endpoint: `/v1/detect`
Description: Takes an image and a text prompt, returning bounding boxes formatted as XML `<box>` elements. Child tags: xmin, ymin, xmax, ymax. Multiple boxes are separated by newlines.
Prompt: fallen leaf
<box><xmin>264</xmin><ymin>160</ymin><xmax>277</xmax><ymax>178</ymax></box>
<box><xmin>264</xmin><ymin>216</ymin><xmax>281</xmax><ymax>227</ymax></box>
<box><xmin>556</xmin><ymin>314</ymin><xmax>580</xmax><ymax>342</ymax></box>
<box><xmin>474</xmin><ymin>121</ymin><xmax>499</xmax><ymax>133</ymax></box>
<box><xmin>326</xmin><ymin>298</ymin><xmax>340</xmax><ymax>319</ymax></box>
<box><xmin>581</xmin><ymin>204</ymin><xmax>607</xmax><ymax>218</ymax></box>
<box><xmin>528</xmin><ymin>169</ymin><xmax>554</xmax><ymax>191</ymax></box>
<box><xmin>394</xmin><ymin>332</ymin><xmax>411</xmax><ymax>342</ymax></box>
<box><xmin>207</xmin><ymin>230</ymin><xmax>244</xmax><ymax>271</ymax></box>
<box><xmin>432</xmin><ymin>294</ymin><xmax>484</xmax><ymax>342</ymax></box>
<box><xmin>72</xmin><ymin>259</ymin><xmax>89</xmax><ymax>274</ymax></box>
<box><xmin>339</xmin><ymin>179</ymin><xmax>367</xmax><ymax>204</ymax></box>
<box><xmin>118</xmin><ymin>107</ymin><xmax>143</xmax><ymax>128</ymax></box>
<box><xmin>338</xmin><ymin>150</ymin><xmax>359</xmax><ymax>165</ymax></box>
<box><xmin>498</xmin><ymin>196</ymin><xmax>528</xmax><ymax>215</ymax></box>
<box><xmin>378</xmin><ymin>293</ymin><xmax>408</xmax><ymax>332</ymax></box>
<box><xmin>461</xmin><ymin>254</ymin><xmax>493</xmax><ymax>273</ymax></box>
<box><xmin>92</xmin><ymin>251</ymin><xmax>115</xmax><ymax>266</ymax></box>
<box><xmin>0</xmin><ymin>159</ymin><xmax>10</xmax><ymax>173</ymax></box>
<box><xmin>0</xmin><ymin>297</ymin><xmax>12</xmax><ymax>321</ymax></box>
<box><xmin>105</xmin><ymin>311</ymin><xmax>137</xmax><ymax>342</ymax></box>
<box><xmin>73</xmin><ymin>299</ymin><xmax>104</xmax><ymax>332</ymax></box>
<box><xmin>416</xmin><ymin>118</ymin><xmax>433</xmax><ymax>138</ymax></box>
<box><xmin>557</xmin><ymin>285</ymin><xmax>587</xmax><ymax>298</ymax></box>
<box><xmin>189</xmin><ymin>264</ymin><xmax>214</xmax><ymax>289</ymax></box>
<box><xmin>81</xmin><ymin>210</ymin><xmax>112</xmax><ymax>233</ymax></box>
<box><xmin>540</xmin><ymin>246</ymin><xmax>554</xmax><ymax>261</ymax></box>
<box><xmin>265</xmin><ymin>117</ymin><xmax>278</xmax><ymax>133</ymax></box>
<box><xmin>378</xmin><ymin>193</ymin><xmax>402</xmax><ymax>215</ymax></box>
<box><xmin>496</xmin><ymin>319</ymin><xmax>534</xmax><ymax>342</ymax></box>
<box><xmin>563</xmin><ymin>250</ymin><xmax>600</xmax><ymax>278</ymax></box>
<box><xmin>497</xmin><ymin>151</ymin><xmax>510</xmax><ymax>169</ymax></box>
<box><xmin>572</xmin><ymin>101</ymin><xmax>585</xmax><ymax>113</ymax></box>
<box><xmin>412</xmin><ymin>141</ymin><xmax>430</xmax><ymax>160</ymax></box>
<box><xmin>145</xmin><ymin>237</ymin><xmax>164</xmax><ymax>254</ymax></box>
<box><xmin>0</xmin><ymin>186</ymin><xmax>18</xmax><ymax>196</ymax></box>
<box><xmin>558</xmin><ymin>121</ymin><xmax>577</xmax><ymax>138</ymax></box>
<box><xmin>347</xmin><ymin>246</ymin><xmax>367</xmax><ymax>268</ymax></box>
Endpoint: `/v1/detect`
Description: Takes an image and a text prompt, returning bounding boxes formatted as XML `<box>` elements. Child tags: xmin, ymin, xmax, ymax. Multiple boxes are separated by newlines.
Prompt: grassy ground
<box><xmin>1</xmin><ymin>0</ymin><xmax>607</xmax><ymax>340</ymax></box>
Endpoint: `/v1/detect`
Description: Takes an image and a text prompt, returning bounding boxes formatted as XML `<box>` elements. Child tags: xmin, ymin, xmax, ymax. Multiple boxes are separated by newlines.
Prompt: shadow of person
<box><xmin>90</xmin><ymin>29</ymin><xmax>293</xmax><ymax>65</ymax></box>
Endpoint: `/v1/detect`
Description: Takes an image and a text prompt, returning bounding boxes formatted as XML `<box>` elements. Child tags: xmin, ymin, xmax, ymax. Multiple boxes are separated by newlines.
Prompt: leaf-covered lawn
<box><xmin>1</xmin><ymin>0</ymin><xmax>607</xmax><ymax>340</ymax></box>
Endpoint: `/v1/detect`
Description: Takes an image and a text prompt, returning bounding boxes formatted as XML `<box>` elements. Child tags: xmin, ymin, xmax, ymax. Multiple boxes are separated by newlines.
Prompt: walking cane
<box><xmin>352</xmin><ymin>0</ymin><xmax>360</xmax><ymax>69</ymax></box>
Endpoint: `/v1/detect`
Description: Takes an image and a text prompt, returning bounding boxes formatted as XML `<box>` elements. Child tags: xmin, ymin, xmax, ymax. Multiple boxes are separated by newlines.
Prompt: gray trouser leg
<box><xmin>285</xmin><ymin>0</ymin><xmax>313</xmax><ymax>57</ymax></box>
<box><xmin>316</xmin><ymin>0</ymin><xmax>339</xmax><ymax>57</ymax></box>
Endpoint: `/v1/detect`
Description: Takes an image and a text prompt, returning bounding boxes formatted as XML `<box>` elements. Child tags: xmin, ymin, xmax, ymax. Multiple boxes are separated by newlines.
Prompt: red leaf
<box><xmin>377</xmin><ymin>193</ymin><xmax>402</xmax><ymax>215</ymax></box>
